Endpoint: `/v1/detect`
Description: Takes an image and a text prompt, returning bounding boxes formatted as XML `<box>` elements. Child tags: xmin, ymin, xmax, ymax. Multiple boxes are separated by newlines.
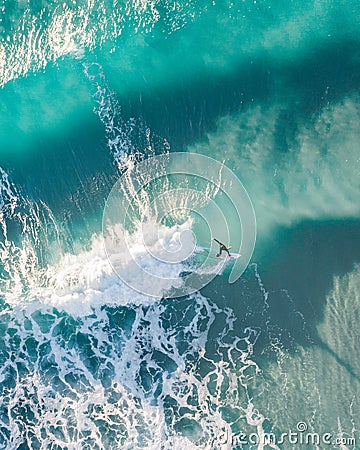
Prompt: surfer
<box><xmin>213</xmin><ymin>238</ymin><xmax>231</xmax><ymax>257</ymax></box>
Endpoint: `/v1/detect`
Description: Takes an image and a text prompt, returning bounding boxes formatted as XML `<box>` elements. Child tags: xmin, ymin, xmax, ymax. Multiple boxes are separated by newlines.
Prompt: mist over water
<box><xmin>0</xmin><ymin>0</ymin><xmax>359</xmax><ymax>448</ymax></box>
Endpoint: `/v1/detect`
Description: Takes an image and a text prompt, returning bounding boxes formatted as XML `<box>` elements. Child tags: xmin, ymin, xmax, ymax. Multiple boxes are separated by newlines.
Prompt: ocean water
<box><xmin>0</xmin><ymin>0</ymin><xmax>360</xmax><ymax>449</ymax></box>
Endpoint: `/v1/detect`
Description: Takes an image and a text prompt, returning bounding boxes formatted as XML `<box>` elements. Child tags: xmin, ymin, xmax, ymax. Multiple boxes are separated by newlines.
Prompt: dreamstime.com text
<box><xmin>213</xmin><ymin>422</ymin><xmax>357</xmax><ymax>447</ymax></box>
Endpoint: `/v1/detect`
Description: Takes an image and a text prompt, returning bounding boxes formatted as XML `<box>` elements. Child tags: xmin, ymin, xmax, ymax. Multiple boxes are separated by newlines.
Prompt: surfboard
<box><xmin>216</xmin><ymin>252</ymin><xmax>241</xmax><ymax>260</ymax></box>
<box><xmin>196</xmin><ymin>247</ymin><xmax>240</xmax><ymax>260</ymax></box>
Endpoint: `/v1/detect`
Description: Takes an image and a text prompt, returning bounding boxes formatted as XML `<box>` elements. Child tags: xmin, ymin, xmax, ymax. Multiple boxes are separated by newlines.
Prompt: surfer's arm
<box><xmin>213</xmin><ymin>238</ymin><xmax>222</xmax><ymax>245</ymax></box>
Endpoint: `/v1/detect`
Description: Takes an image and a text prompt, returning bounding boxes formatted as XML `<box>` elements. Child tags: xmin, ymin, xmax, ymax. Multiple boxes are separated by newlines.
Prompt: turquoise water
<box><xmin>1</xmin><ymin>0</ymin><xmax>360</xmax><ymax>448</ymax></box>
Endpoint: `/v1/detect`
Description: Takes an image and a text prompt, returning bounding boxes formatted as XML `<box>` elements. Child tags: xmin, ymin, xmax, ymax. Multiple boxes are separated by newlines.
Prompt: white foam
<box><xmin>0</xmin><ymin>216</ymin><xmax>223</xmax><ymax>316</ymax></box>
<box><xmin>0</xmin><ymin>268</ymin><xmax>269</xmax><ymax>449</ymax></box>
<box><xmin>0</xmin><ymin>163</ymin><xmax>271</xmax><ymax>448</ymax></box>
<box><xmin>0</xmin><ymin>167</ymin><xmax>18</xmax><ymax>215</ymax></box>
<box><xmin>0</xmin><ymin>169</ymin><xmax>267</xmax><ymax>447</ymax></box>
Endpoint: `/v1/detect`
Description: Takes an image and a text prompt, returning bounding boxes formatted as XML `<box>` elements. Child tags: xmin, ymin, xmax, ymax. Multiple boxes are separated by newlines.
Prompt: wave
<box><xmin>2</xmin><ymin>0</ymin><xmax>359</xmax><ymax>90</ymax></box>
<box><xmin>189</xmin><ymin>93</ymin><xmax>360</xmax><ymax>235</ymax></box>
<box><xmin>1</xmin><ymin>6</ymin><xmax>358</xmax><ymax>442</ymax></box>
<box><xmin>0</xmin><ymin>0</ymin><xmax>207</xmax><ymax>87</ymax></box>
<box><xmin>0</xmin><ymin>282</ymin><xmax>273</xmax><ymax>449</ymax></box>
<box><xmin>0</xmin><ymin>166</ymin><xmax>270</xmax><ymax>448</ymax></box>
<box><xmin>0</xmin><ymin>70</ymin><xmax>271</xmax><ymax>448</ymax></box>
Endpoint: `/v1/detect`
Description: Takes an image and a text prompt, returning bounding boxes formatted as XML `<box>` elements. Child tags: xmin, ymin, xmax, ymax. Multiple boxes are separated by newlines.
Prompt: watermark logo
<box><xmin>102</xmin><ymin>152</ymin><xmax>256</xmax><ymax>298</ymax></box>
<box><xmin>213</xmin><ymin>422</ymin><xmax>357</xmax><ymax>447</ymax></box>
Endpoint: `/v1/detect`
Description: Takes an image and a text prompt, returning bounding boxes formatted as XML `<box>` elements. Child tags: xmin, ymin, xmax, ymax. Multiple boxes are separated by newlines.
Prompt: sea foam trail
<box><xmin>0</xmin><ymin>168</ymin><xmax>18</xmax><ymax>216</ymax></box>
<box><xmin>83</xmin><ymin>62</ymin><xmax>138</xmax><ymax>165</ymax></box>
<box><xmin>83</xmin><ymin>60</ymin><xmax>171</xmax><ymax>169</ymax></box>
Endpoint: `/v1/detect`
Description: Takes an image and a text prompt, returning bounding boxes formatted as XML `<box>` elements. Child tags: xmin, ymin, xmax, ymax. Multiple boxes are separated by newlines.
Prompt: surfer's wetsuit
<box><xmin>213</xmin><ymin>238</ymin><xmax>231</xmax><ymax>257</ymax></box>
